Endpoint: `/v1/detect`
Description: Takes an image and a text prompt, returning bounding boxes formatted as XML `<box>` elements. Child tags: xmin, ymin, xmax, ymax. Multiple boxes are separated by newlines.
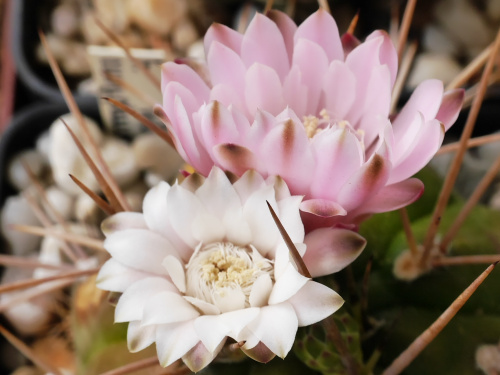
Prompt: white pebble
<box><xmin>132</xmin><ymin>132</ymin><xmax>183</xmax><ymax>181</ymax></box>
<box><xmin>1</xmin><ymin>194</ymin><xmax>41</xmax><ymax>256</ymax></box>
<box><xmin>407</xmin><ymin>53</ymin><xmax>462</xmax><ymax>88</ymax></box>
<box><xmin>7</xmin><ymin>150</ymin><xmax>47</xmax><ymax>191</ymax></box>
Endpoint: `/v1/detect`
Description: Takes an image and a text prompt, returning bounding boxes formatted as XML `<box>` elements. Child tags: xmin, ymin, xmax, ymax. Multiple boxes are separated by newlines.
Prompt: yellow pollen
<box><xmin>201</xmin><ymin>250</ymin><xmax>254</xmax><ymax>288</ymax></box>
<box><xmin>303</xmin><ymin>115</ymin><xmax>320</xmax><ymax>138</ymax></box>
<box><xmin>320</xmin><ymin>109</ymin><xmax>330</xmax><ymax>120</ymax></box>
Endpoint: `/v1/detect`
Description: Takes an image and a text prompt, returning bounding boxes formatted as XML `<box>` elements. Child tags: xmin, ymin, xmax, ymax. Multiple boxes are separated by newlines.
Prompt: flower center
<box><xmin>185</xmin><ymin>242</ymin><xmax>273</xmax><ymax>311</ymax></box>
<box><xmin>302</xmin><ymin>110</ymin><xmax>366</xmax><ymax>149</ymax></box>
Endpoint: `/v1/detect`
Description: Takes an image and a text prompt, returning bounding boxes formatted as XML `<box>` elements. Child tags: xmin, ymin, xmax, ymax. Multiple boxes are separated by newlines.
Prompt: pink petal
<box><xmin>266</xmin><ymin>10</ymin><xmax>298</xmax><ymax>64</ymax></box>
<box><xmin>341</xmin><ymin>33</ymin><xmax>361</xmax><ymax>57</ymax></box>
<box><xmin>294</xmin><ymin>9</ymin><xmax>343</xmax><ymax>62</ymax></box>
<box><xmin>303</xmin><ymin>227</ymin><xmax>366</xmax><ymax>277</ymax></box>
<box><xmin>207</xmin><ymin>41</ymin><xmax>246</xmax><ymax>99</ymax></box>
<box><xmin>210</xmin><ymin>83</ymin><xmax>247</xmax><ymax>117</ymax></box>
<box><xmin>154</xmin><ymin>104</ymin><xmax>190</xmax><ymax>164</ymax></box>
<box><xmin>344</xmin><ymin>34</ymin><xmax>395</xmax><ymax>124</ymax></box>
<box><xmin>389</xmin><ymin>120</ymin><xmax>445</xmax><ymax>183</ymax></box>
<box><xmin>436</xmin><ymin>88</ymin><xmax>465</xmax><ymax>131</ymax></box>
<box><xmin>246</xmin><ymin>109</ymin><xmax>279</xmax><ymax>151</ymax></box>
<box><xmin>200</xmin><ymin>101</ymin><xmax>240</xmax><ymax>158</ymax></box>
<box><xmin>260</xmin><ymin>117</ymin><xmax>314</xmax><ymax>195</ymax></box>
<box><xmin>161</xmin><ymin>62</ymin><xmax>210</xmax><ymax>104</ymax></box>
<box><xmin>357</xmin><ymin>65</ymin><xmax>392</xmax><ymax>146</ymax></box>
<box><xmin>299</xmin><ymin>199</ymin><xmax>347</xmax><ymax>218</ymax></box>
<box><xmin>204</xmin><ymin>22</ymin><xmax>243</xmax><ymax>55</ymax></box>
<box><xmin>282</xmin><ymin>65</ymin><xmax>308</xmax><ymax>118</ymax></box>
<box><xmin>213</xmin><ymin>144</ymin><xmax>259</xmax><ymax>176</ymax></box>
<box><xmin>392</xmin><ymin>79</ymin><xmax>444</xmax><ymax>136</ymax></box>
<box><xmin>288</xmin><ymin>281</ymin><xmax>344</xmax><ymax>326</ymax></box>
<box><xmin>391</xmin><ymin>111</ymin><xmax>425</xmax><ymax>162</ymax></box>
<box><xmin>365</xmin><ymin>30</ymin><xmax>398</xmax><ymax>87</ymax></box>
<box><xmin>323</xmin><ymin>61</ymin><xmax>356</xmax><ymax>121</ymax></box>
<box><xmin>241</xmin><ymin>13</ymin><xmax>290</xmax><ymax>80</ymax></box>
<box><xmin>337</xmin><ymin>153</ymin><xmax>390</xmax><ymax>212</ymax></box>
<box><xmin>359</xmin><ymin>178</ymin><xmax>424</xmax><ymax>214</ymax></box>
<box><xmin>245</xmin><ymin>63</ymin><xmax>285</xmax><ymax>116</ymax></box>
<box><xmin>310</xmin><ymin>128</ymin><xmax>364</xmax><ymax>200</ymax></box>
<box><xmin>292</xmin><ymin>38</ymin><xmax>329</xmax><ymax>115</ymax></box>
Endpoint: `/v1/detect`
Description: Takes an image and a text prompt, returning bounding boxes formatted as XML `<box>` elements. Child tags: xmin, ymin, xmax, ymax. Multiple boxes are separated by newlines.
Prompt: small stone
<box><xmin>172</xmin><ymin>20</ymin><xmax>199</xmax><ymax>51</ymax></box>
<box><xmin>407</xmin><ymin>53</ymin><xmax>462</xmax><ymax>88</ymax></box>
<box><xmin>51</xmin><ymin>2</ymin><xmax>80</xmax><ymax>38</ymax></box>
<box><xmin>7</xmin><ymin>149</ymin><xmax>48</xmax><ymax>191</ymax></box>
<box><xmin>132</xmin><ymin>132</ymin><xmax>183</xmax><ymax>182</ymax></box>
<box><xmin>126</xmin><ymin>0</ymin><xmax>187</xmax><ymax>36</ymax></box>
<box><xmin>1</xmin><ymin>194</ymin><xmax>41</xmax><ymax>256</ymax></box>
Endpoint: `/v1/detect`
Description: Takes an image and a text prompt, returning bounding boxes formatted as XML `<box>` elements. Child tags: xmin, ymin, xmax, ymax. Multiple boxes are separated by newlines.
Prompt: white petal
<box><xmin>184</xmin><ymin>296</ymin><xmax>221</xmax><ymax>315</ymax></box>
<box><xmin>101</xmin><ymin>212</ymin><xmax>147</xmax><ymax>236</ymax></box>
<box><xmin>115</xmin><ymin>277</ymin><xmax>177</xmax><ymax>323</ymax></box>
<box><xmin>288</xmin><ymin>281</ymin><xmax>344</xmax><ymax>326</ymax></box>
<box><xmin>162</xmin><ymin>255</ymin><xmax>186</xmax><ymax>293</ymax></box>
<box><xmin>195</xmin><ymin>167</ymin><xmax>241</xmax><ymax>220</ymax></box>
<box><xmin>233</xmin><ymin>169</ymin><xmax>266</xmax><ymax>203</ymax></box>
<box><xmin>243</xmin><ymin>185</ymin><xmax>280</xmax><ymax>256</ymax></box>
<box><xmin>214</xmin><ymin>288</ymin><xmax>246</xmax><ymax>313</ymax></box>
<box><xmin>127</xmin><ymin>320</ymin><xmax>156</xmax><ymax>352</ymax></box>
<box><xmin>277</xmin><ymin>195</ymin><xmax>304</xmax><ymax>244</ymax></box>
<box><xmin>105</xmin><ymin>229</ymin><xmax>177</xmax><ymax>275</ymax></box>
<box><xmin>222</xmin><ymin>208</ymin><xmax>253</xmax><ymax>246</ymax></box>
<box><xmin>249</xmin><ymin>274</ymin><xmax>273</xmax><ymax>307</ymax></box>
<box><xmin>167</xmin><ymin>184</ymin><xmax>203</xmax><ymax>248</ymax></box>
<box><xmin>195</xmin><ymin>308</ymin><xmax>260</xmax><ymax>353</ymax></box>
<box><xmin>143</xmin><ymin>181</ymin><xmax>170</xmax><ymax>232</ymax></box>
<box><xmin>246</xmin><ymin>303</ymin><xmax>298</xmax><ymax>358</ymax></box>
<box><xmin>192</xmin><ymin>213</ymin><xmax>225</xmax><ymax>243</ymax></box>
<box><xmin>156</xmin><ymin>321</ymin><xmax>199</xmax><ymax>368</ymax></box>
<box><xmin>268</xmin><ymin>262</ymin><xmax>309</xmax><ymax>305</ymax></box>
<box><xmin>96</xmin><ymin>259</ymin><xmax>150</xmax><ymax>293</ymax></box>
<box><xmin>273</xmin><ymin>243</ymin><xmax>290</xmax><ymax>280</ymax></box>
<box><xmin>182</xmin><ymin>339</ymin><xmax>226</xmax><ymax>372</ymax></box>
<box><xmin>193</xmin><ymin>315</ymin><xmax>230</xmax><ymax>353</ymax></box>
<box><xmin>142</xmin><ymin>291</ymin><xmax>200</xmax><ymax>326</ymax></box>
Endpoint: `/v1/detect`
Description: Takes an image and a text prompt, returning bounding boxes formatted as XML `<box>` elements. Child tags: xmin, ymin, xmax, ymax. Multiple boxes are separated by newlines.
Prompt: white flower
<box><xmin>97</xmin><ymin>167</ymin><xmax>344</xmax><ymax>372</ymax></box>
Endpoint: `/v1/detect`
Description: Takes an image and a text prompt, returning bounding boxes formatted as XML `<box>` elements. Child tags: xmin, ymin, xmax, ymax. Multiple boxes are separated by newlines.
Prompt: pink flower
<box><xmin>157</xmin><ymin>9</ymin><xmax>463</xmax><ymax>230</ymax></box>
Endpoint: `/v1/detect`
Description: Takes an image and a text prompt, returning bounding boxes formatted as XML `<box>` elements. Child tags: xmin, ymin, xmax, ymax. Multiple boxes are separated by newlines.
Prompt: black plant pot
<box><xmin>11</xmin><ymin>0</ymin><xmax>91</xmax><ymax>103</ymax></box>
